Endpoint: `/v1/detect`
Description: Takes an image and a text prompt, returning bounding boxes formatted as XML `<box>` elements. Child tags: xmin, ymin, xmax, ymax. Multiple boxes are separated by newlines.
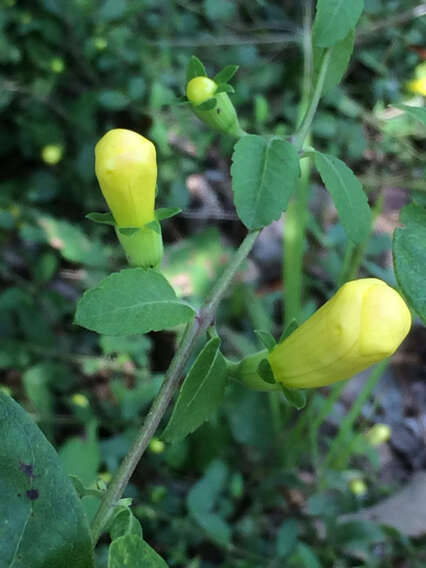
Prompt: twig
<box><xmin>90</xmin><ymin>230</ymin><xmax>260</xmax><ymax>544</ymax></box>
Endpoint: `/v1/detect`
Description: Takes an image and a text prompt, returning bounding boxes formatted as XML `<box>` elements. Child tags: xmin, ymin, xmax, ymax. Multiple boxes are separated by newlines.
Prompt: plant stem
<box><xmin>293</xmin><ymin>47</ymin><xmax>332</xmax><ymax>151</ymax></box>
<box><xmin>283</xmin><ymin>155</ymin><xmax>312</xmax><ymax>324</ymax></box>
<box><xmin>282</xmin><ymin>2</ymin><xmax>314</xmax><ymax>326</ymax></box>
<box><xmin>322</xmin><ymin>360</ymin><xmax>388</xmax><ymax>472</ymax></box>
<box><xmin>90</xmin><ymin>230</ymin><xmax>260</xmax><ymax>544</ymax></box>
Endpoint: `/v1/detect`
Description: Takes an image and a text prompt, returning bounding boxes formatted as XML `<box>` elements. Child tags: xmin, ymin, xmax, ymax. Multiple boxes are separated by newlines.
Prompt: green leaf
<box><xmin>392</xmin><ymin>104</ymin><xmax>426</xmax><ymax>126</ymax></box>
<box><xmin>186</xmin><ymin>55</ymin><xmax>207</xmax><ymax>82</ymax></box>
<box><xmin>312</xmin><ymin>0</ymin><xmax>364</xmax><ymax>48</ymax></box>
<box><xmin>98</xmin><ymin>90</ymin><xmax>129</xmax><ymax>110</ymax></box>
<box><xmin>155</xmin><ymin>207</ymin><xmax>182</xmax><ymax>221</ymax></box>
<box><xmin>231</xmin><ymin>135</ymin><xmax>300</xmax><ymax>230</ymax></box>
<box><xmin>276</xmin><ymin>519</ymin><xmax>299</xmax><ymax>557</ymax></box>
<box><xmin>214</xmin><ymin>83</ymin><xmax>235</xmax><ymax>95</ymax></box>
<box><xmin>187</xmin><ymin>459</ymin><xmax>227</xmax><ymax>515</ymax></box>
<box><xmin>86</xmin><ymin>212</ymin><xmax>115</xmax><ymax>226</ymax></box>
<box><xmin>196</xmin><ymin>98</ymin><xmax>217</xmax><ymax>111</ymax></box>
<box><xmin>38</xmin><ymin>215</ymin><xmax>109</xmax><ymax>267</ymax></box>
<box><xmin>163</xmin><ymin>337</ymin><xmax>227</xmax><ymax>442</ymax></box>
<box><xmin>393</xmin><ymin>203</ymin><xmax>426</xmax><ymax>324</ymax></box>
<box><xmin>214</xmin><ymin>65</ymin><xmax>239</xmax><ymax>84</ymax></box>
<box><xmin>254</xmin><ymin>329</ymin><xmax>276</xmax><ymax>351</ymax></box>
<box><xmin>0</xmin><ymin>393</ymin><xmax>94</xmax><ymax>568</ymax></box>
<box><xmin>75</xmin><ymin>268</ymin><xmax>195</xmax><ymax>335</ymax></box>
<box><xmin>257</xmin><ymin>358</ymin><xmax>276</xmax><ymax>384</ymax></box>
<box><xmin>110</xmin><ymin>509</ymin><xmax>143</xmax><ymax>541</ymax></box>
<box><xmin>313</xmin><ymin>30</ymin><xmax>355</xmax><ymax>95</ymax></box>
<box><xmin>314</xmin><ymin>152</ymin><xmax>371</xmax><ymax>244</ymax></box>
<box><xmin>108</xmin><ymin>535</ymin><xmax>168</xmax><ymax>568</ymax></box>
<box><xmin>195</xmin><ymin>513</ymin><xmax>231</xmax><ymax>545</ymax></box>
<box><xmin>281</xmin><ymin>386</ymin><xmax>306</xmax><ymax>410</ymax></box>
<box><xmin>279</xmin><ymin>319</ymin><xmax>298</xmax><ymax>343</ymax></box>
<box><xmin>59</xmin><ymin>421</ymin><xmax>100</xmax><ymax>486</ymax></box>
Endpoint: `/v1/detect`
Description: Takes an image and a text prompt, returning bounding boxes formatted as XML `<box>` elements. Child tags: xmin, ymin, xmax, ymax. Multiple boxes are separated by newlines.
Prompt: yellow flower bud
<box><xmin>365</xmin><ymin>423</ymin><xmax>391</xmax><ymax>446</ymax></box>
<box><xmin>268</xmin><ymin>279</ymin><xmax>411</xmax><ymax>389</ymax></box>
<box><xmin>186</xmin><ymin>76</ymin><xmax>217</xmax><ymax>106</ymax></box>
<box><xmin>349</xmin><ymin>478</ymin><xmax>367</xmax><ymax>497</ymax></box>
<box><xmin>185</xmin><ymin>76</ymin><xmax>244</xmax><ymax>137</ymax></box>
<box><xmin>95</xmin><ymin>129</ymin><xmax>156</xmax><ymax>227</ymax></box>
<box><xmin>95</xmin><ymin>128</ymin><xmax>163</xmax><ymax>268</ymax></box>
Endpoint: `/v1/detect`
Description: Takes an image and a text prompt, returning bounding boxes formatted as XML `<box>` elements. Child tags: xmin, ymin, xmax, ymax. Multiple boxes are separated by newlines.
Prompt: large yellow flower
<box><xmin>268</xmin><ymin>279</ymin><xmax>411</xmax><ymax>388</ymax></box>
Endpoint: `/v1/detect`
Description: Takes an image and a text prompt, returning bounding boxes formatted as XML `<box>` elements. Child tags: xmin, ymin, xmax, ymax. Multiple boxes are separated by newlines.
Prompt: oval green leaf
<box><xmin>314</xmin><ymin>152</ymin><xmax>371</xmax><ymax>244</ymax></box>
<box><xmin>393</xmin><ymin>203</ymin><xmax>426</xmax><ymax>325</ymax></box>
<box><xmin>75</xmin><ymin>269</ymin><xmax>195</xmax><ymax>336</ymax></box>
<box><xmin>231</xmin><ymin>135</ymin><xmax>300</xmax><ymax>230</ymax></box>
<box><xmin>163</xmin><ymin>337</ymin><xmax>227</xmax><ymax>443</ymax></box>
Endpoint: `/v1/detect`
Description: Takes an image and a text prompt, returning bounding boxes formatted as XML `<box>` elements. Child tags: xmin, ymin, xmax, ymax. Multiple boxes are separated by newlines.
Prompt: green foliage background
<box><xmin>1</xmin><ymin>0</ymin><xmax>425</xmax><ymax>566</ymax></box>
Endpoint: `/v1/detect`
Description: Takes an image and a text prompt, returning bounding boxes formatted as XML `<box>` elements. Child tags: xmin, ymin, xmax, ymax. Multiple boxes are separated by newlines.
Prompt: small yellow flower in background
<box><xmin>94</xmin><ymin>37</ymin><xmax>108</xmax><ymax>51</ymax></box>
<box><xmin>365</xmin><ymin>423</ymin><xmax>391</xmax><ymax>446</ymax></box>
<box><xmin>231</xmin><ymin>278</ymin><xmax>411</xmax><ymax>391</ymax></box>
<box><xmin>406</xmin><ymin>78</ymin><xmax>426</xmax><ymax>96</ymax></box>
<box><xmin>95</xmin><ymin>128</ymin><xmax>163</xmax><ymax>268</ymax></box>
<box><xmin>41</xmin><ymin>144</ymin><xmax>63</xmax><ymax>165</ymax></box>
<box><xmin>71</xmin><ymin>393</ymin><xmax>90</xmax><ymax>408</ymax></box>
<box><xmin>406</xmin><ymin>62</ymin><xmax>426</xmax><ymax>96</ymax></box>
<box><xmin>349</xmin><ymin>478</ymin><xmax>367</xmax><ymax>497</ymax></box>
<box><xmin>268</xmin><ymin>278</ymin><xmax>411</xmax><ymax>389</ymax></box>
<box><xmin>186</xmin><ymin>76</ymin><xmax>217</xmax><ymax>106</ymax></box>
<box><xmin>149</xmin><ymin>438</ymin><xmax>165</xmax><ymax>454</ymax></box>
<box><xmin>50</xmin><ymin>57</ymin><xmax>65</xmax><ymax>74</ymax></box>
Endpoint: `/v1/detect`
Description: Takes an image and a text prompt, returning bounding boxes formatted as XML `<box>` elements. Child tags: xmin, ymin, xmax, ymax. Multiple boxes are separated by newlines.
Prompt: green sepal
<box><xmin>279</xmin><ymin>319</ymin><xmax>298</xmax><ymax>342</ymax></box>
<box><xmin>70</xmin><ymin>475</ymin><xmax>104</xmax><ymax>499</ymax></box>
<box><xmin>118</xmin><ymin>227</ymin><xmax>139</xmax><ymax>236</ymax></box>
<box><xmin>257</xmin><ymin>358</ymin><xmax>276</xmax><ymax>384</ymax></box>
<box><xmin>196</xmin><ymin>98</ymin><xmax>217</xmax><ymax>111</ymax></box>
<box><xmin>187</xmin><ymin>55</ymin><xmax>207</xmax><ymax>81</ymax></box>
<box><xmin>155</xmin><ymin>207</ymin><xmax>182</xmax><ymax>221</ymax></box>
<box><xmin>145</xmin><ymin>219</ymin><xmax>161</xmax><ymax>234</ymax></box>
<box><xmin>254</xmin><ymin>330</ymin><xmax>276</xmax><ymax>352</ymax></box>
<box><xmin>214</xmin><ymin>64</ymin><xmax>239</xmax><ymax>84</ymax></box>
<box><xmin>171</xmin><ymin>95</ymin><xmax>190</xmax><ymax>107</ymax></box>
<box><xmin>85</xmin><ymin>211</ymin><xmax>115</xmax><ymax>226</ymax></box>
<box><xmin>281</xmin><ymin>386</ymin><xmax>306</xmax><ymax>410</ymax></box>
<box><xmin>215</xmin><ymin>83</ymin><xmax>235</xmax><ymax>95</ymax></box>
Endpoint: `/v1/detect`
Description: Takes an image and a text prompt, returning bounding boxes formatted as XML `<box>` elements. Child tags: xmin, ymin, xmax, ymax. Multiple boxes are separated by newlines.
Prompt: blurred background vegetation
<box><xmin>1</xmin><ymin>0</ymin><xmax>425</xmax><ymax>566</ymax></box>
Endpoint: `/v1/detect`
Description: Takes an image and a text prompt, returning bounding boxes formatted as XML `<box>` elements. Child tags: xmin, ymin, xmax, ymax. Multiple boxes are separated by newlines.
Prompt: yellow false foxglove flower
<box><xmin>95</xmin><ymin>128</ymin><xmax>163</xmax><ymax>269</ymax></box>
<box><xmin>406</xmin><ymin>78</ymin><xmax>426</xmax><ymax>96</ymax></box>
<box><xmin>186</xmin><ymin>76</ymin><xmax>244</xmax><ymax>137</ymax></box>
<box><xmin>232</xmin><ymin>279</ymin><xmax>411</xmax><ymax>391</ymax></box>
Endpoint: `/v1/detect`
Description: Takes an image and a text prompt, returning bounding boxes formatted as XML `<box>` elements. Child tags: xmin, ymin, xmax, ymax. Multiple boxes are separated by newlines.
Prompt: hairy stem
<box><xmin>90</xmin><ymin>230</ymin><xmax>260</xmax><ymax>544</ymax></box>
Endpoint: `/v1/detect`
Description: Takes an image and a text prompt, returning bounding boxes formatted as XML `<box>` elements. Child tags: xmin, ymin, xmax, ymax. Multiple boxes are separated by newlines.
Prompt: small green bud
<box><xmin>186</xmin><ymin>76</ymin><xmax>244</xmax><ymax>137</ymax></box>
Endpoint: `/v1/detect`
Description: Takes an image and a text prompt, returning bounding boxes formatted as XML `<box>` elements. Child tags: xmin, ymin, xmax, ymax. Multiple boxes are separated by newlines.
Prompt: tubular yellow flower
<box><xmin>268</xmin><ymin>279</ymin><xmax>411</xmax><ymax>389</ymax></box>
<box><xmin>95</xmin><ymin>129</ymin><xmax>156</xmax><ymax>227</ymax></box>
<box><xmin>95</xmin><ymin>128</ymin><xmax>163</xmax><ymax>268</ymax></box>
